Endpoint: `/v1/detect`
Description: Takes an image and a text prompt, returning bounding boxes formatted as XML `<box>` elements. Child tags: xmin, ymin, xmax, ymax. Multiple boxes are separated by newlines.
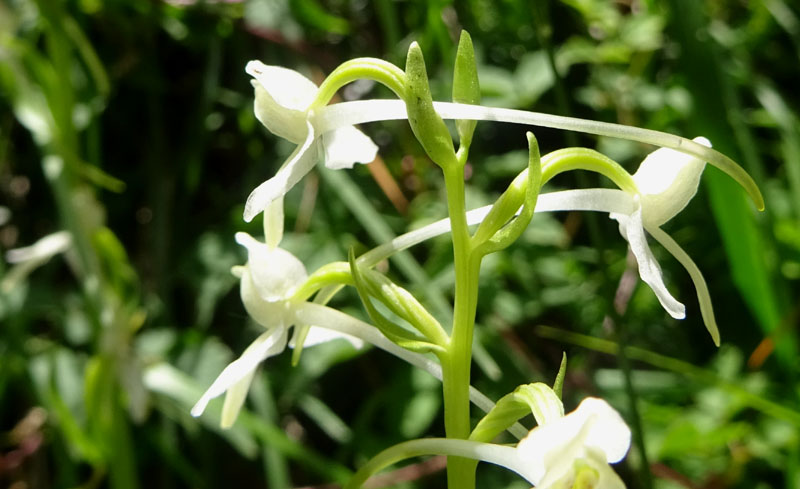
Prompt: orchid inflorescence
<box><xmin>190</xmin><ymin>31</ymin><xmax>763</xmax><ymax>489</ymax></box>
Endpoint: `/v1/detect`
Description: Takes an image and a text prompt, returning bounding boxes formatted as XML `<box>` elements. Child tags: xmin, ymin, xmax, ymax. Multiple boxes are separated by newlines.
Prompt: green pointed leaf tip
<box><xmin>404</xmin><ymin>42</ymin><xmax>458</xmax><ymax>168</ymax></box>
<box><xmin>473</xmin><ymin>132</ymin><xmax>542</xmax><ymax>255</ymax></box>
<box><xmin>453</xmin><ymin>30</ymin><xmax>480</xmax><ymax>150</ymax></box>
<box><xmin>553</xmin><ymin>353</ymin><xmax>567</xmax><ymax>399</ymax></box>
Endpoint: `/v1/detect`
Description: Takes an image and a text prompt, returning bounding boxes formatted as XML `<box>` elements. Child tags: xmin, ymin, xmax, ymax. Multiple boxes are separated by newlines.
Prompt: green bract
<box><xmin>470</xmin><ymin>383</ymin><xmax>564</xmax><ymax>444</ymax></box>
<box><xmin>348</xmin><ymin>249</ymin><xmax>447</xmax><ymax>355</ymax></box>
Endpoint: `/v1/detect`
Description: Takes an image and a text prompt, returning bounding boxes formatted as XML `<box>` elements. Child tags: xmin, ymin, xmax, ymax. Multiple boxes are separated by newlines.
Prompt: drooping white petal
<box><xmin>321</xmin><ymin>125</ymin><xmax>378</xmax><ymax>170</ymax></box>
<box><xmin>612</xmin><ymin>203</ymin><xmax>686</xmax><ymax>319</ymax></box>
<box><xmin>221</xmin><ymin>368</ymin><xmax>256</xmax><ymax>428</ymax></box>
<box><xmin>243</xmin><ymin>121</ymin><xmax>319</xmax><ymax>222</ymax></box>
<box><xmin>191</xmin><ymin>327</ymin><xmax>289</xmax><ymax>417</ymax></box>
<box><xmin>648</xmin><ymin>226</ymin><xmax>721</xmax><ymax>346</ymax></box>
<box><xmin>634</xmin><ymin>136</ymin><xmax>711</xmax><ymax>227</ymax></box>
<box><xmin>246</xmin><ymin>61</ymin><xmax>318</xmax><ymax>143</ymax></box>
<box><xmin>263</xmin><ymin>197</ymin><xmax>285</xmax><ymax>249</ymax></box>
<box><xmin>516</xmin><ymin>397</ymin><xmax>631</xmax><ymax>485</ymax></box>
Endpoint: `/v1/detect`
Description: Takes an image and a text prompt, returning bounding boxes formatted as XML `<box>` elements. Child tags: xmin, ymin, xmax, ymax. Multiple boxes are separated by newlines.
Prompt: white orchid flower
<box><xmin>244</xmin><ymin>58</ymin><xmax>759</xmax><ymax>343</ymax></box>
<box><xmin>511</xmin><ymin>397</ymin><xmax>630</xmax><ymax>488</ymax></box>
<box><xmin>243</xmin><ymin>61</ymin><xmax>379</xmax><ymax>222</ymax></box>
<box><xmin>191</xmin><ymin>198</ymin><xmax>363</xmax><ymax>427</ymax></box>
<box><xmin>345</xmin><ymin>397</ymin><xmax>630</xmax><ymax>489</ymax></box>
<box><xmin>192</xmin><ymin>199</ymin><xmax>522</xmax><ymax>431</ymax></box>
<box><xmin>242</xmin><ymin>61</ymin><xmax>762</xmax><ymax>240</ymax></box>
<box><xmin>606</xmin><ymin>137</ymin><xmax>722</xmax><ymax>344</ymax></box>
<box><xmin>355</xmin><ymin>135</ymin><xmax>720</xmax><ymax>345</ymax></box>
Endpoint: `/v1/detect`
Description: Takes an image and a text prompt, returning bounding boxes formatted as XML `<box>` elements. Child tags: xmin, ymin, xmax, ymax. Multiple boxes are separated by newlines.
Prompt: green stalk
<box><xmin>343</xmin><ymin>438</ymin><xmax>521</xmax><ymax>489</ymax></box>
<box><xmin>440</xmin><ymin>162</ymin><xmax>480</xmax><ymax>489</ymax></box>
<box><xmin>312</xmin><ymin>58</ymin><xmax>407</xmax><ymax>108</ymax></box>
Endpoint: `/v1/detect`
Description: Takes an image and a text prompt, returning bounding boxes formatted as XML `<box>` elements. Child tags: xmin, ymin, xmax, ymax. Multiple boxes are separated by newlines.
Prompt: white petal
<box><xmin>634</xmin><ymin>136</ymin><xmax>711</xmax><ymax>227</ymax></box>
<box><xmin>614</xmin><ymin>204</ymin><xmax>686</xmax><ymax>319</ymax></box>
<box><xmin>246</xmin><ymin>61</ymin><xmax>318</xmax><ymax>143</ymax></box>
<box><xmin>238</xmin><ymin>266</ymin><xmax>292</xmax><ymax>328</ymax></box>
<box><xmin>6</xmin><ymin>231</ymin><xmax>72</xmax><ymax>264</ymax></box>
<box><xmin>235</xmin><ymin>232</ymin><xmax>307</xmax><ymax>302</ymax></box>
<box><xmin>221</xmin><ymin>368</ymin><xmax>256</xmax><ymax>428</ymax></box>
<box><xmin>648</xmin><ymin>226</ymin><xmax>721</xmax><ymax>346</ymax></box>
<box><xmin>263</xmin><ymin>197</ymin><xmax>285</xmax><ymax>249</ymax></box>
<box><xmin>321</xmin><ymin>126</ymin><xmax>378</xmax><ymax>169</ymax></box>
<box><xmin>191</xmin><ymin>327</ymin><xmax>289</xmax><ymax>417</ymax></box>
<box><xmin>575</xmin><ymin>398</ymin><xmax>632</xmax><ymax>464</ymax></box>
<box><xmin>516</xmin><ymin>398</ymin><xmax>631</xmax><ymax>485</ymax></box>
<box><xmin>243</xmin><ymin>122</ymin><xmax>319</xmax><ymax>222</ymax></box>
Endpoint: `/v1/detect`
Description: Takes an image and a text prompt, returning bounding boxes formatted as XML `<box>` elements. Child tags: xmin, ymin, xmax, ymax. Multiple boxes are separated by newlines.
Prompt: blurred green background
<box><xmin>1</xmin><ymin>0</ymin><xmax>799</xmax><ymax>488</ymax></box>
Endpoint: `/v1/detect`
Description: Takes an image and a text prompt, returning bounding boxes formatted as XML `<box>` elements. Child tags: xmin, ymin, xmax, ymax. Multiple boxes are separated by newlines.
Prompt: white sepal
<box><xmin>243</xmin><ymin>122</ymin><xmax>319</xmax><ymax>223</ymax></box>
<box><xmin>191</xmin><ymin>327</ymin><xmax>289</xmax><ymax>418</ymax></box>
<box><xmin>633</xmin><ymin>136</ymin><xmax>711</xmax><ymax>227</ymax></box>
<box><xmin>247</xmin><ymin>61</ymin><xmax>318</xmax><ymax>143</ymax></box>
<box><xmin>322</xmin><ymin>125</ymin><xmax>378</xmax><ymax>169</ymax></box>
<box><xmin>516</xmin><ymin>397</ymin><xmax>631</xmax><ymax>486</ymax></box>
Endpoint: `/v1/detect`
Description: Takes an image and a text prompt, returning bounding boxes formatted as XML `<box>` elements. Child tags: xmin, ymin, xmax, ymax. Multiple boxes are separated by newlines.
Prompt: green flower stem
<box><xmin>291</xmin><ymin>262</ymin><xmax>352</xmax><ymax>302</ymax></box>
<box><xmin>540</xmin><ymin>147</ymin><xmax>637</xmax><ymax>193</ymax></box>
<box><xmin>343</xmin><ymin>438</ymin><xmax>521</xmax><ymax>489</ymax></box>
<box><xmin>440</xmin><ymin>161</ymin><xmax>481</xmax><ymax>489</ymax></box>
<box><xmin>312</xmin><ymin>58</ymin><xmax>407</xmax><ymax>109</ymax></box>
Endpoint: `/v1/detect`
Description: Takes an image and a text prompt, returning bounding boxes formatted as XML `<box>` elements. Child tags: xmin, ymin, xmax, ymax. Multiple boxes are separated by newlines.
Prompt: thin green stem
<box><xmin>540</xmin><ymin>148</ymin><xmax>637</xmax><ymax>193</ymax></box>
<box><xmin>344</xmin><ymin>438</ymin><xmax>521</xmax><ymax>489</ymax></box>
<box><xmin>312</xmin><ymin>58</ymin><xmax>407</xmax><ymax>109</ymax></box>
<box><xmin>441</xmin><ymin>162</ymin><xmax>480</xmax><ymax>489</ymax></box>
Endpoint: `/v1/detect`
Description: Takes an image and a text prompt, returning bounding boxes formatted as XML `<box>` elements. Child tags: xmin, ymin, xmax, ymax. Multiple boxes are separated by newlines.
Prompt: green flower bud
<box><xmin>453</xmin><ymin>30</ymin><xmax>480</xmax><ymax>152</ymax></box>
<box><xmin>404</xmin><ymin>42</ymin><xmax>458</xmax><ymax>169</ymax></box>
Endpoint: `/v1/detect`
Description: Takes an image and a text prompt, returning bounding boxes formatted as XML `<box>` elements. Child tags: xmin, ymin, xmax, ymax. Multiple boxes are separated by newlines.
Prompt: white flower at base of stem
<box><xmin>345</xmin><ymin>397</ymin><xmax>630</xmax><ymax>489</ymax></box>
